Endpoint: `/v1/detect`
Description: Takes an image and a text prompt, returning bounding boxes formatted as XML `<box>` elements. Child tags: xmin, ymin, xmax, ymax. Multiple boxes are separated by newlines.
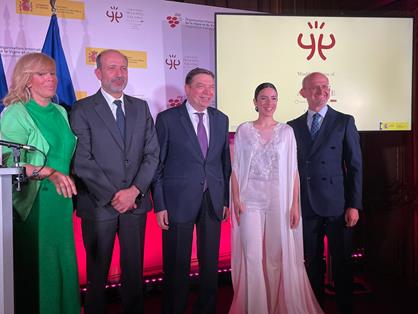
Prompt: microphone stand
<box><xmin>1</xmin><ymin>141</ymin><xmax>46</xmax><ymax>190</ymax></box>
<box><xmin>11</xmin><ymin>147</ymin><xmax>24</xmax><ymax>192</ymax></box>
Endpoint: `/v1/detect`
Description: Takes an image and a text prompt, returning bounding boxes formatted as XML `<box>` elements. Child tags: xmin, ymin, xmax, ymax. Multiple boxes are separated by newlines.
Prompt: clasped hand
<box><xmin>111</xmin><ymin>185</ymin><xmax>140</xmax><ymax>213</ymax></box>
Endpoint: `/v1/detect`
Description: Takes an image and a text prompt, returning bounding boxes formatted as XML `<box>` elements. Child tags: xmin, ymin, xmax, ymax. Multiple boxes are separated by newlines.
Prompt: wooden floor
<box><xmin>84</xmin><ymin>271</ymin><xmax>418</xmax><ymax>314</ymax></box>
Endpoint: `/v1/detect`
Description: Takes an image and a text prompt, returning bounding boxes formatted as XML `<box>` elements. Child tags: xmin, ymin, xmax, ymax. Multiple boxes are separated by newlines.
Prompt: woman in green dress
<box><xmin>0</xmin><ymin>53</ymin><xmax>80</xmax><ymax>314</ymax></box>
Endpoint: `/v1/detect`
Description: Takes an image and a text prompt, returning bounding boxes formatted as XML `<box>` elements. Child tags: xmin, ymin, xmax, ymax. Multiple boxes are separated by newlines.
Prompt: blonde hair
<box><xmin>2</xmin><ymin>53</ymin><xmax>56</xmax><ymax>106</ymax></box>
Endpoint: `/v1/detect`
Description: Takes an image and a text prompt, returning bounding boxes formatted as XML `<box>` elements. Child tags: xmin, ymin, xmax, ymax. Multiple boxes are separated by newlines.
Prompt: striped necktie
<box><xmin>310</xmin><ymin>113</ymin><xmax>321</xmax><ymax>139</ymax></box>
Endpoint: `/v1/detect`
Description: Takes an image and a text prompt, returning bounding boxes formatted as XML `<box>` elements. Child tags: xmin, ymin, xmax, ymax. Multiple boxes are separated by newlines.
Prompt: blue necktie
<box><xmin>310</xmin><ymin>113</ymin><xmax>320</xmax><ymax>139</ymax></box>
<box><xmin>114</xmin><ymin>100</ymin><xmax>125</xmax><ymax>139</ymax></box>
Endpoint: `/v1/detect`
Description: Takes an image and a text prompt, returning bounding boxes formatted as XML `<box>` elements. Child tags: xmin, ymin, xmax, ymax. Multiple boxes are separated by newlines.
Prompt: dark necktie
<box><xmin>114</xmin><ymin>100</ymin><xmax>125</xmax><ymax>139</ymax></box>
<box><xmin>310</xmin><ymin>113</ymin><xmax>320</xmax><ymax>139</ymax></box>
<box><xmin>195</xmin><ymin>112</ymin><xmax>208</xmax><ymax>158</ymax></box>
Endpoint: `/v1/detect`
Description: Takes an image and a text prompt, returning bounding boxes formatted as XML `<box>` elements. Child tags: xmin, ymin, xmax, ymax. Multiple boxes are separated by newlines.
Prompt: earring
<box><xmin>255</xmin><ymin>106</ymin><xmax>259</xmax><ymax>112</ymax></box>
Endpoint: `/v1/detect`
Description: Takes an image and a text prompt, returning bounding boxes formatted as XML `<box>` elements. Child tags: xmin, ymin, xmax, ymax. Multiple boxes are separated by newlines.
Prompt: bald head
<box><xmin>96</xmin><ymin>49</ymin><xmax>128</xmax><ymax>69</ymax></box>
<box><xmin>300</xmin><ymin>72</ymin><xmax>330</xmax><ymax>112</ymax></box>
<box><xmin>302</xmin><ymin>72</ymin><xmax>328</xmax><ymax>88</ymax></box>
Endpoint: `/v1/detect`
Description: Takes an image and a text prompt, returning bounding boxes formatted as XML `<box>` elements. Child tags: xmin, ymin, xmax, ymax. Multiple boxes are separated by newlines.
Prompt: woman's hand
<box><xmin>290</xmin><ymin>171</ymin><xmax>301</xmax><ymax>229</ymax></box>
<box><xmin>290</xmin><ymin>204</ymin><xmax>300</xmax><ymax>229</ymax></box>
<box><xmin>231</xmin><ymin>171</ymin><xmax>244</xmax><ymax>225</ymax></box>
<box><xmin>47</xmin><ymin>171</ymin><xmax>77</xmax><ymax>198</ymax></box>
<box><xmin>233</xmin><ymin>198</ymin><xmax>244</xmax><ymax>225</ymax></box>
<box><xmin>25</xmin><ymin>165</ymin><xmax>77</xmax><ymax>198</ymax></box>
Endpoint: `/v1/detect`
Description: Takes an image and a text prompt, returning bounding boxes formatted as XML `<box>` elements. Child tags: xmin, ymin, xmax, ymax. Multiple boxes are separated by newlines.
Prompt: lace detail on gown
<box><xmin>248</xmin><ymin>124</ymin><xmax>280</xmax><ymax>181</ymax></box>
<box><xmin>242</xmin><ymin>123</ymin><xmax>281</xmax><ymax>212</ymax></box>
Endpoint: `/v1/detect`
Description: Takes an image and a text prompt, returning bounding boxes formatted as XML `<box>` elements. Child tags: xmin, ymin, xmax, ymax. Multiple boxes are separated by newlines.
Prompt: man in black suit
<box><xmin>152</xmin><ymin>68</ymin><xmax>231</xmax><ymax>314</ymax></box>
<box><xmin>288</xmin><ymin>72</ymin><xmax>363</xmax><ymax>314</ymax></box>
<box><xmin>70</xmin><ymin>49</ymin><xmax>159</xmax><ymax>314</ymax></box>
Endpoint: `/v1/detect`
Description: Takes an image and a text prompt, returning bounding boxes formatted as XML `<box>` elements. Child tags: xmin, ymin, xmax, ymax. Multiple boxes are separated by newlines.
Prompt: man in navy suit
<box><xmin>153</xmin><ymin>68</ymin><xmax>231</xmax><ymax>314</ymax></box>
<box><xmin>71</xmin><ymin>49</ymin><xmax>159</xmax><ymax>314</ymax></box>
<box><xmin>288</xmin><ymin>72</ymin><xmax>363</xmax><ymax>314</ymax></box>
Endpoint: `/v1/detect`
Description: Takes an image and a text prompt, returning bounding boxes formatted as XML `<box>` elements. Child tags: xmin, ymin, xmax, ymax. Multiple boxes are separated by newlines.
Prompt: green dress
<box><xmin>13</xmin><ymin>100</ymin><xmax>80</xmax><ymax>314</ymax></box>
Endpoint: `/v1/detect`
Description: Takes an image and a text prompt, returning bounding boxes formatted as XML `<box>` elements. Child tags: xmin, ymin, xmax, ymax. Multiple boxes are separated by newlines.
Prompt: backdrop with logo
<box><xmin>0</xmin><ymin>0</ymin><xmax>252</xmax><ymax>284</ymax></box>
<box><xmin>216</xmin><ymin>14</ymin><xmax>413</xmax><ymax>131</ymax></box>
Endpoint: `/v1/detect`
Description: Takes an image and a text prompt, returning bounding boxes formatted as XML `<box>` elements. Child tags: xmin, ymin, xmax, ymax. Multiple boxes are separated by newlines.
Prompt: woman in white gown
<box><xmin>229</xmin><ymin>83</ymin><xmax>323</xmax><ymax>314</ymax></box>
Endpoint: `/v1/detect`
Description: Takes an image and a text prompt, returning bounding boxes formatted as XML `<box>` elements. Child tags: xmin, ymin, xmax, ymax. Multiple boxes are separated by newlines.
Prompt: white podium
<box><xmin>0</xmin><ymin>167</ymin><xmax>21</xmax><ymax>314</ymax></box>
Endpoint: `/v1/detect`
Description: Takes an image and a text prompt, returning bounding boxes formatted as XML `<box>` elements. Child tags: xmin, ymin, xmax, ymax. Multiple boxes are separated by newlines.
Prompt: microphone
<box><xmin>0</xmin><ymin>140</ymin><xmax>36</xmax><ymax>152</ymax></box>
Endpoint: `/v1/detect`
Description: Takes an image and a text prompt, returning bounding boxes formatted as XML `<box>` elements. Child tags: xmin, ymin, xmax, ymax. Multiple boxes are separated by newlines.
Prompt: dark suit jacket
<box><xmin>70</xmin><ymin>90</ymin><xmax>159</xmax><ymax>220</ymax></box>
<box><xmin>288</xmin><ymin>106</ymin><xmax>363</xmax><ymax>218</ymax></box>
<box><xmin>152</xmin><ymin>103</ymin><xmax>231</xmax><ymax>223</ymax></box>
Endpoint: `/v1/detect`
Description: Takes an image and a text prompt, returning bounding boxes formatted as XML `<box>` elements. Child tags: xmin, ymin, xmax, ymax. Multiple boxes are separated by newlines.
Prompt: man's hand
<box><xmin>345</xmin><ymin>207</ymin><xmax>359</xmax><ymax>227</ymax></box>
<box><xmin>111</xmin><ymin>185</ymin><xmax>140</xmax><ymax>213</ymax></box>
<box><xmin>222</xmin><ymin>206</ymin><xmax>230</xmax><ymax>221</ymax></box>
<box><xmin>156</xmin><ymin>210</ymin><xmax>169</xmax><ymax>230</ymax></box>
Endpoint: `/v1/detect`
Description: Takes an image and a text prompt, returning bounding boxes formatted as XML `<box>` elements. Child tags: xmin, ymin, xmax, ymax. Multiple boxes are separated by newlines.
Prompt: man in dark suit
<box><xmin>153</xmin><ymin>68</ymin><xmax>231</xmax><ymax>314</ymax></box>
<box><xmin>288</xmin><ymin>72</ymin><xmax>363</xmax><ymax>314</ymax></box>
<box><xmin>70</xmin><ymin>49</ymin><xmax>159</xmax><ymax>314</ymax></box>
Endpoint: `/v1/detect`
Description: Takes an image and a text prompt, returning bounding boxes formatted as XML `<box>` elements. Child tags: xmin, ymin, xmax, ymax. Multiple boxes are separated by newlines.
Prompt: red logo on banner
<box><xmin>168</xmin><ymin>96</ymin><xmax>184</xmax><ymax>108</ymax></box>
<box><xmin>297</xmin><ymin>21</ymin><xmax>336</xmax><ymax>61</ymax></box>
<box><xmin>106</xmin><ymin>6</ymin><xmax>123</xmax><ymax>23</ymax></box>
<box><xmin>165</xmin><ymin>55</ymin><xmax>181</xmax><ymax>70</ymax></box>
<box><xmin>19</xmin><ymin>0</ymin><xmax>32</xmax><ymax>12</ymax></box>
<box><xmin>167</xmin><ymin>15</ymin><xmax>180</xmax><ymax>28</ymax></box>
<box><xmin>88</xmin><ymin>50</ymin><xmax>99</xmax><ymax>63</ymax></box>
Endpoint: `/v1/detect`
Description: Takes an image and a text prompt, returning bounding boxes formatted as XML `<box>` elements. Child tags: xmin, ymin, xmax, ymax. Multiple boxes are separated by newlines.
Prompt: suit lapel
<box><xmin>178</xmin><ymin>103</ymin><xmax>204</xmax><ymax>160</ymax></box>
<box><xmin>295</xmin><ymin>113</ymin><xmax>313</xmax><ymax>160</ymax></box>
<box><xmin>309</xmin><ymin>107</ymin><xmax>337</xmax><ymax>156</ymax></box>
<box><xmin>124</xmin><ymin>96</ymin><xmax>137</xmax><ymax>150</ymax></box>
<box><xmin>207</xmin><ymin>108</ymin><xmax>216</xmax><ymax>159</ymax></box>
<box><xmin>93</xmin><ymin>91</ymin><xmax>124</xmax><ymax>150</ymax></box>
<box><xmin>299</xmin><ymin>112</ymin><xmax>311</xmax><ymax>144</ymax></box>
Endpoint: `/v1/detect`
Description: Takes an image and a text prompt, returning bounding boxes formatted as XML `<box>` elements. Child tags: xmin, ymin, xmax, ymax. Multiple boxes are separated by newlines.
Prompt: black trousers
<box><xmin>82</xmin><ymin>213</ymin><xmax>147</xmax><ymax>314</ymax></box>
<box><xmin>303</xmin><ymin>214</ymin><xmax>354</xmax><ymax>314</ymax></box>
<box><xmin>162</xmin><ymin>191</ymin><xmax>222</xmax><ymax>314</ymax></box>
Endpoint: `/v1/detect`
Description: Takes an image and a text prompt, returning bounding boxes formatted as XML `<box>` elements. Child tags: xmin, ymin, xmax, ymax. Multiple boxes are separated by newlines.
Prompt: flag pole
<box><xmin>42</xmin><ymin>0</ymin><xmax>77</xmax><ymax>108</ymax></box>
<box><xmin>50</xmin><ymin>0</ymin><xmax>56</xmax><ymax>14</ymax></box>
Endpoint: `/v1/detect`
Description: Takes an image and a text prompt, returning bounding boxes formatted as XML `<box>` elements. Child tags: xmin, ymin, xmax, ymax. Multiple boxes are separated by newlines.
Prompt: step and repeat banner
<box><xmin>0</xmin><ymin>0</ymin><xmax>252</xmax><ymax>284</ymax></box>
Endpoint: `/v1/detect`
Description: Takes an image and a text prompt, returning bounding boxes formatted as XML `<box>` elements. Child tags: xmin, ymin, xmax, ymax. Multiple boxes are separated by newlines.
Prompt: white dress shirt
<box><xmin>100</xmin><ymin>88</ymin><xmax>125</xmax><ymax>119</ymax></box>
<box><xmin>307</xmin><ymin>105</ymin><xmax>328</xmax><ymax>130</ymax></box>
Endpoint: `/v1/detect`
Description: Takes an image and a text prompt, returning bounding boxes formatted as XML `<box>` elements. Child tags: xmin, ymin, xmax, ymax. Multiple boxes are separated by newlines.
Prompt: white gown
<box><xmin>229</xmin><ymin>122</ymin><xmax>323</xmax><ymax>314</ymax></box>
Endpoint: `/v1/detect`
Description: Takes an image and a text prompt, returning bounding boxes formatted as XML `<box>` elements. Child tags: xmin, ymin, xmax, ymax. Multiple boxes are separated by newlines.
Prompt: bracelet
<box><xmin>32</xmin><ymin>168</ymin><xmax>42</xmax><ymax>180</ymax></box>
<box><xmin>44</xmin><ymin>169</ymin><xmax>57</xmax><ymax>179</ymax></box>
<box><xmin>31</xmin><ymin>168</ymin><xmax>56</xmax><ymax>180</ymax></box>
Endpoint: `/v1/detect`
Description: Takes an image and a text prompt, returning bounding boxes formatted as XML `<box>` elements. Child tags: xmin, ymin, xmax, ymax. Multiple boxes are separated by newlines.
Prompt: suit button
<box><xmin>124</xmin><ymin>159</ymin><xmax>129</xmax><ymax>167</ymax></box>
<box><xmin>306</xmin><ymin>160</ymin><xmax>311</xmax><ymax>164</ymax></box>
<box><xmin>322</xmin><ymin>177</ymin><xmax>326</xmax><ymax>181</ymax></box>
<box><xmin>122</xmin><ymin>180</ymin><xmax>127</xmax><ymax>183</ymax></box>
<box><xmin>321</xmin><ymin>161</ymin><xmax>325</xmax><ymax>164</ymax></box>
<box><xmin>307</xmin><ymin>177</ymin><xmax>311</xmax><ymax>181</ymax></box>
